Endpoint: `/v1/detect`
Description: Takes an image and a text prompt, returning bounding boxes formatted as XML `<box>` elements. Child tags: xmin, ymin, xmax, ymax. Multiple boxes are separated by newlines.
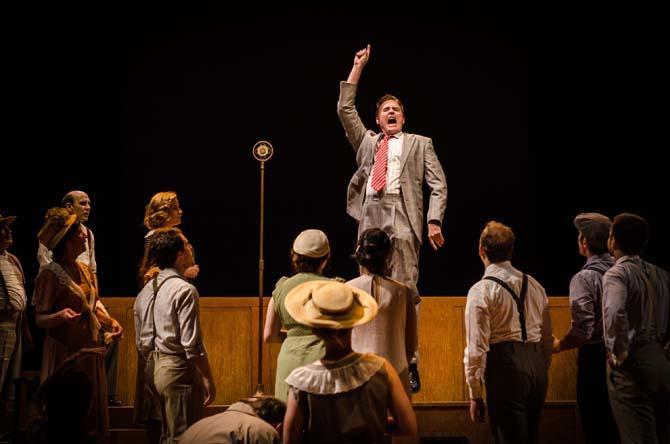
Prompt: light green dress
<box><xmin>272</xmin><ymin>272</ymin><xmax>328</xmax><ymax>402</ymax></box>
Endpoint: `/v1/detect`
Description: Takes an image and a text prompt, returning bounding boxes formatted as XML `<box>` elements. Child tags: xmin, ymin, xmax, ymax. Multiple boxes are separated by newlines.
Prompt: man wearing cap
<box><xmin>603</xmin><ymin>213</ymin><xmax>670</xmax><ymax>444</ymax></box>
<box><xmin>464</xmin><ymin>221</ymin><xmax>552</xmax><ymax>444</ymax></box>
<box><xmin>339</xmin><ymin>44</ymin><xmax>447</xmax><ymax>393</ymax></box>
<box><xmin>37</xmin><ymin>190</ymin><xmax>124</xmax><ymax>406</ymax></box>
<box><xmin>552</xmin><ymin>213</ymin><xmax>619</xmax><ymax>443</ymax></box>
<box><xmin>0</xmin><ymin>213</ymin><xmax>31</xmax><ymax>441</ymax></box>
<box><xmin>134</xmin><ymin>228</ymin><xmax>216</xmax><ymax>443</ymax></box>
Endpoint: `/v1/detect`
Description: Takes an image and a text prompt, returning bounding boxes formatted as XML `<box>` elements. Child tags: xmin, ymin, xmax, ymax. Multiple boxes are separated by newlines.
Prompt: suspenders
<box><xmin>484</xmin><ymin>274</ymin><xmax>529</xmax><ymax>342</ymax></box>
<box><xmin>150</xmin><ymin>274</ymin><xmax>185</xmax><ymax>351</ymax></box>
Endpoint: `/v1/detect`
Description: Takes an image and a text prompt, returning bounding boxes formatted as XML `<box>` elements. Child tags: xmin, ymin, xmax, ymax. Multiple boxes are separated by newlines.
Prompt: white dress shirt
<box><xmin>464</xmin><ymin>261</ymin><xmax>553</xmax><ymax>399</ymax></box>
<box><xmin>366</xmin><ymin>132</ymin><xmax>404</xmax><ymax>196</ymax></box>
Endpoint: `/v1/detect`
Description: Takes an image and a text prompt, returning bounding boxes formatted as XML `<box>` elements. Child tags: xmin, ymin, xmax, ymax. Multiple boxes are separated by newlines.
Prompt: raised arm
<box><xmin>338</xmin><ymin>45</ymin><xmax>372</xmax><ymax>152</ymax></box>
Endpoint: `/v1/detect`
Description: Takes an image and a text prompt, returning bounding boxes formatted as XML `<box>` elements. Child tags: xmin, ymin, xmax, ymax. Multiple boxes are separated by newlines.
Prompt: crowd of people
<box><xmin>0</xmin><ymin>44</ymin><xmax>668</xmax><ymax>444</ymax></box>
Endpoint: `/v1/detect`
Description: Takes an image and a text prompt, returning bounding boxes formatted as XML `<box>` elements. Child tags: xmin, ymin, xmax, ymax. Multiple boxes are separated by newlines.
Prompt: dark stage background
<box><xmin>4</xmin><ymin>3</ymin><xmax>667</xmax><ymax>304</ymax></box>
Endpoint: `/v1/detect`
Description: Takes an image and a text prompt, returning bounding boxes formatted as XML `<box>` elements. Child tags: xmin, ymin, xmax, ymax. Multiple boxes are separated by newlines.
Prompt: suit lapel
<box><xmin>399</xmin><ymin>133</ymin><xmax>415</xmax><ymax>174</ymax></box>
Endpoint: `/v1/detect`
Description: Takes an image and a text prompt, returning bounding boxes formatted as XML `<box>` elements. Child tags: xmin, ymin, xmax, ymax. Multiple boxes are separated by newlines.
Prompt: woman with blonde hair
<box><xmin>138</xmin><ymin>191</ymin><xmax>198</xmax><ymax>286</ymax></box>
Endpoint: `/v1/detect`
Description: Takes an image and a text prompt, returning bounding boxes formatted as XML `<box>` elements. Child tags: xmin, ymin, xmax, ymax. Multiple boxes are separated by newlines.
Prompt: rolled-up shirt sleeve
<box><xmin>464</xmin><ymin>283</ymin><xmax>491</xmax><ymax>399</ymax></box>
<box><xmin>603</xmin><ymin>268</ymin><xmax>630</xmax><ymax>356</ymax></box>
<box><xmin>567</xmin><ymin>273</ymin><xmax>595</xmax><ymax>341</ymax></box>
<box><xmin>176</xmin><ymin>287</ymin><xmax>206</xmax><ymax>359</ymax></box>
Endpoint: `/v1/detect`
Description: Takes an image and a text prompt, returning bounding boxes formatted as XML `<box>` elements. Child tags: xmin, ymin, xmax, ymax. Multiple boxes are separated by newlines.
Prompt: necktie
<box><xmin>371</xmin><ymin>134</ymin><xmax>391</xmax><ymax>192</ymax></box>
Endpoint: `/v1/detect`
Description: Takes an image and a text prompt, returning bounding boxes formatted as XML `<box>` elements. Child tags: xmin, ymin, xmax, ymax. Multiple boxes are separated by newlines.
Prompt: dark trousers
<box><xmin>99</xmin><ymin>331</ymin><xmax>120</xmax><ymax>399</ymax></box>
<box><xmin>485</xmin><ymin>341</ymin><xmax>548</xmax><ymax>444</ymax></box>
<box><xmin>608</xmin><ymin>341</ymin><xmax>670</xmax><ymax>444</ymax></box>
<box><xmin>577</xmin><ymin>342</ymin><xmax>620</xmax><ymax>444</ymax></box>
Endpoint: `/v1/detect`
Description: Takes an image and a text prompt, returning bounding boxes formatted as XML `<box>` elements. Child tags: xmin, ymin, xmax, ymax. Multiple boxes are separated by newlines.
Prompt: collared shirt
<box><xmin>134</xmin><ymin>268</ymin><xmax>206</xmax><ymax>360</ymax></box>
<box><xmin>366</xmin><ymin>132</ymin><xmax>404</xmax><ymax>196</ymax></box>
<box><xmin>464</xmin><ymin>261</ymin><xmax>552</xmax><ymax>399</ymax></box>
<box><xmin>603</xmin><ymin>255</ymin><xmax>670</xmax><ymax>358</ymax></box>
<box><xmin>37</xmin><ymin>224</ymin><xmax>97</xmax><ymax>274</ymax></box>
<box><xmin>179</xmin><ymin>401</ymin><xmax>281</xmax><ymax>444</ymax></box>
<box><xmin>567</xmin><ymin>253</ymin><xmax>615</xmax><ymax>344</ymax></box>
<box><xmin>0</xmin><ymin>252</ymin><xmax>26</xmax><ymax>311</ymax></box>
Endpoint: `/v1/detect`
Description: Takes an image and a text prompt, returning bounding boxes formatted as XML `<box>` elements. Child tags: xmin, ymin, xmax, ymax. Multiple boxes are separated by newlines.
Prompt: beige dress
<box><xmin>348</xmin><ymin>274</ymin><xmax>418</xmax><ymax>397</ymax></box>
<box><xmin>33</xmin><ymin>261</ymin><xmax>109</xmax><ymax>439</ymax></box>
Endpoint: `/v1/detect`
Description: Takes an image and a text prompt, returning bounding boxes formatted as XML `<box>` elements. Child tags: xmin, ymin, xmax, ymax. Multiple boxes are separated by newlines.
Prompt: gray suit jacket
<box><xmin>337</xmin><ymin>81</ymin><xmax>447</xmax><ymax>243</ymax></box>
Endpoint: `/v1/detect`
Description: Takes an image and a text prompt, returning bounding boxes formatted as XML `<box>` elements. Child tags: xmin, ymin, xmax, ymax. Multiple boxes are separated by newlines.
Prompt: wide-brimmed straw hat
<box><xmin>0</xmin><ymin>213</ymin><xmax>16</xmax><ymax>226</ymax></box>
<box><xmin>285</xmin><ymin>280</ymin><xmax>378</xmax><ymax>329</ymax></box>
<box><xmin>37</xmin><ymin>207</ymin><xmax>78</xmax><ymax>250</ymax></box>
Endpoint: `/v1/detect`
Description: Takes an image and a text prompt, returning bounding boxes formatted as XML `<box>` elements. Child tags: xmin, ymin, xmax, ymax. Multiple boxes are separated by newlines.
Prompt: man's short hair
<box><xmin>479</xmin><ymin>221</ymin><xmax>515</xmax><ymax>263</ymax></box>
<box><xmin>611</xmin><ymin>213</ymin><xmax>649</xmax><ymax>256</ymax></box>
<box><xmin>149</xmin><ymin>228</ymin><xmax>185</xmax><ymax>269</ymax></box>
<box><xmin>249</xmin><ymin>397</ymin><xmax>286</xmax><ymax>426</ymax></box>
<box><xmin>376</xmin><ymin>94</ymin><xmax>405</xmax><ymax>116</ymax></box>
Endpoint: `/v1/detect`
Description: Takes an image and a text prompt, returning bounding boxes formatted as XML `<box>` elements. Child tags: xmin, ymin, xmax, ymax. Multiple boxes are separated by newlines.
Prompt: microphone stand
<box><xmin>252</xmin><ymin>140</ymin><xmax>274</xmax><ymax>397</ymax></box>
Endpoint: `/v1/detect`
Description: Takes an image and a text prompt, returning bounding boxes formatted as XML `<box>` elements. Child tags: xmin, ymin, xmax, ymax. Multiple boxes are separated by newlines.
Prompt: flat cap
<box><xmin>574</xmin><ymin>212</ymin><xmax>612</xmax><ymax>251</ymax></box>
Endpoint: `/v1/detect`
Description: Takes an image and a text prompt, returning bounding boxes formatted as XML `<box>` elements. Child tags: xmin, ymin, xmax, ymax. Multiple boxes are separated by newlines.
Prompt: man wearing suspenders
<box><xmin>552</xmin><ymin>213</ymin><xmax>619</xmax><ymax>443</ymax></box>
<box><xmin>604</xmin><ymin>213</ymin><xmax>670</xmax><ymax>444</ymax></box>
<box><xmin>37</xmin><ymin>190</ymin><xmax>124</xmax><ymax>406</ymax></box>
<box><xmin>464</xmin><ymin>221</ymin><xmax>553</xmax><ymax>444</ymax></box>
<box><xmin>134</xmin><ymin>228</ymin><xmax>216</xmax><ymax>444</ymax></box>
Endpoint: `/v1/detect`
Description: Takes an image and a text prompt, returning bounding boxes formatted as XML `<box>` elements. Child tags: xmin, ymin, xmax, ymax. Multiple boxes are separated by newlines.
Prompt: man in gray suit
<box><xmin>338</xmin><ymin>44</ymin><xmax>447</xmax><ymax>392</ymax></box>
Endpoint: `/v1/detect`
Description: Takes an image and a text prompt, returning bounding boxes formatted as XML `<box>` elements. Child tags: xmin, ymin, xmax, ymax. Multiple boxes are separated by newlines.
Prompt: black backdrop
<box><xmin>4</xmin><ymin>3</ymin><xmax>668</xmax><ymax>303</ymax></box>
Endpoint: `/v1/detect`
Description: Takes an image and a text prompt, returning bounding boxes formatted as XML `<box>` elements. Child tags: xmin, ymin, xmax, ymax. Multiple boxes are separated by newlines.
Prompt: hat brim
<box><xmin>38</xmin><ymin>213</ymin><xmax>78</xmax><ymax>250</ymax></box>
<box><xmin>0</xmin><ymin>216</ymin><xmax>16</xmax><ymax>225</ymax></box>
<box><xmin>285</xmin><ymin>281</ymin><xmax>378</xmax><ymax>329</ymax></box>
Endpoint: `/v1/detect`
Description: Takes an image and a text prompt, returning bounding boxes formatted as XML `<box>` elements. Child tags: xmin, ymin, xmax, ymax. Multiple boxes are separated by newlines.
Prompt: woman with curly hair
<box><xmin>138</xmin><ymin>192</ymin><xmax>199</xmax><ymax>286</ymax></box>
<box><xmin>347</xmin><ymin>228</ymin><xmax>418</xmax><ymax>397</ymax></box>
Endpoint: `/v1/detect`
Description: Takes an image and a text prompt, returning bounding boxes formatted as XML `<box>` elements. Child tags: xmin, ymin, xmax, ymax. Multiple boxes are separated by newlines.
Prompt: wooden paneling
<box><xmin>102</xmin><ymin>296</ymin><xmax>578</xmax><ymax>405</ymax></box>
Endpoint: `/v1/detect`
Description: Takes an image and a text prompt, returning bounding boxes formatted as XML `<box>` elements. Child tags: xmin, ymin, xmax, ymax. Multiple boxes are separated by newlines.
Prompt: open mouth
<box><xmin>388</xmin><ymin>116</ymin><xmax>397</xmax><ymax>125</ymax></box>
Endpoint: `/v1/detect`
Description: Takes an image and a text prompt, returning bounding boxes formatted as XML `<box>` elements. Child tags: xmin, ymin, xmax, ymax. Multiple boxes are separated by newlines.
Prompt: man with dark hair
<box><xmin>552</xmin><ymin>213</ymin><xmax>619</xmax><ymax>443</ymax></box>
<box><xmin>0</xmin><ymin>213</ymin><xmax>31</xmax><ymax>442</ymax></box>
<box><xmin>338</xmin><ymin>44</ymin><xmax>448</xmax><ymax>392</ymax></box>
<box><xmin>180</xmin><ymin>397</ymin><xmax>286</xmax><ymax>444</ymax></box>
<box><xmin>464</xmin><ymin>221</ymin><xmax>553</xmax><ymax>444</ymax></box>
<box><xmin>603</xmin><ymin>213</ymin><xmax>670</xmax><ymax>444</ymax></box>
<box><xmin>134</xmin><ymin>228</ymin><xmax>216</xmax><ymax>444</ymax></box>
<box><xmin>36</xmin><ymin>190</ymin><xmax>124</xmax><ymax>406</ymax></box>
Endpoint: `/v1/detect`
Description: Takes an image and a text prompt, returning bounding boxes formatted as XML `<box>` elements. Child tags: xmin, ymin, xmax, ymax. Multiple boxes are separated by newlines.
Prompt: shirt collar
<box><xmin>378</xmin><ymin>131</ymin><xmax>404</xmax><ymax>142</ymax></box>
<box><xmin>585</xmin><ymin>253</ymin><xmax>613</xmax><ymax>265</ymax></box>
<box><xmin>615</xmin><ymin>254</ymin><xmax>640</xmax><ymax>265</ymax></box>
<box><xmin>483</xmin><ymin>260</ymin><xmax>517</xmax><ymax>277</ymax></box>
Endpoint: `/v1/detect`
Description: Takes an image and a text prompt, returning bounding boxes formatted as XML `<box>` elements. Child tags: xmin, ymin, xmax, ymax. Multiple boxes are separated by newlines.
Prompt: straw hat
<box><xmin>37</xmin><ymin>207</ymin><xmax>78</xmax><ymax>250</ymax></box>
<box><xmin>284</xmin><ymin>280</ymin><xmax>378</xmax><ymax>329</ymax></box>
<box><xmin>0</xmin><ymin>213</ymin><xmax>16</xmax><ymax>226</ymax></box>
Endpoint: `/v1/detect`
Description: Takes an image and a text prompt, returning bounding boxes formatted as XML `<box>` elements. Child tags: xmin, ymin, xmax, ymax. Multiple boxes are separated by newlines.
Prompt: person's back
<box><xmin>349</xmin><ymin>274</ymin><xmax>415</xmax><ymax>395</ymax></box>
<box><xmin>287</xmin><ymin>352</ymin><xmax>390</xmax><ymax>444</ymax></box>
<box><xmin>180</xmin><ymin>400</ymin><xmax>283</xmax><ymax>444</ymax></box>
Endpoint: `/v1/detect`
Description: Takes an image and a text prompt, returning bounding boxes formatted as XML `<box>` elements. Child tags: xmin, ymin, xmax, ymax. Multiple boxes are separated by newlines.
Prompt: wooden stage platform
<box><xmin>97</xmin><ymin>295</ymin><xmax>583</xmax><ymax>444</ymax></box>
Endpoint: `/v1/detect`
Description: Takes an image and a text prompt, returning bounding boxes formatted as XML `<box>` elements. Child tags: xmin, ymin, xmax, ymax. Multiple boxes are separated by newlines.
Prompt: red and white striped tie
<box><xmin>371</xmin><ymin>134</ymin><xmax>391</xmax><ymax>192</ymax></box>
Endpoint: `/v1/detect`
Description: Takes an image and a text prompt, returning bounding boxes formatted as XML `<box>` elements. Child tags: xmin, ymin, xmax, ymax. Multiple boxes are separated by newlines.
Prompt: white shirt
<box><xmin>463</xmin><ymin>261</ymin><xmax>553</xmax><ymax>399</ymax></box>
<box><xmin>0</xmin><ymin>252</ymin><xmax>26</xmax><ymax>311</ymax></box>
<box><xmin>134</xmin><ymin>268</ymin><xmax>206</xmax><ymax>359</ymax></box>
<box><xmin>366</xmin><ymin>132</ymin><xmax>404</xmax><ymax>196</ymax></box>
<box><xmin>37</xmin><ymin>224</ymin><xmax>97</xmax><ymax>274</ymax></box>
